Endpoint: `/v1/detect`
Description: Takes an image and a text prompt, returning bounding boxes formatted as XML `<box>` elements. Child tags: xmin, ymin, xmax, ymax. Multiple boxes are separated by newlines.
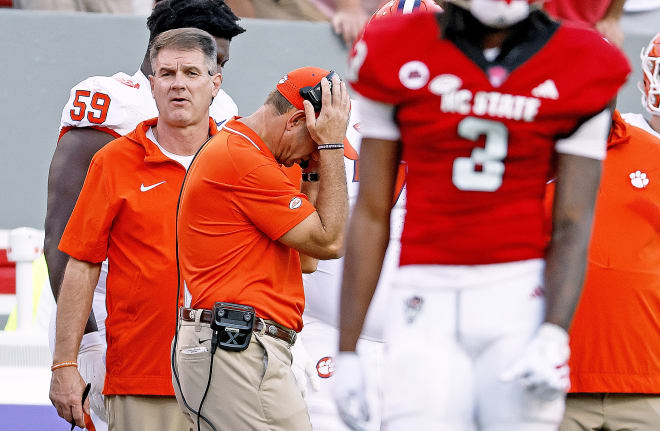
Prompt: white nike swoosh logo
<box><xmin>140</xmin><ymin>181</ymin><xmax>166</xmax><ymax>192</ymax></box>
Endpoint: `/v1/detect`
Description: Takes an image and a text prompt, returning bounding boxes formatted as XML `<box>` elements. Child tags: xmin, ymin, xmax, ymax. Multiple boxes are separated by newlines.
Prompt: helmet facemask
<box><xmin>639</xmin><ymin>33</ymin><xmax>660</xmax><ymax>115</ymax></box>
<box><xmin>448</xmin><ymin>0</ymin><xmax>539</xmax><ymax>29</ymax></box>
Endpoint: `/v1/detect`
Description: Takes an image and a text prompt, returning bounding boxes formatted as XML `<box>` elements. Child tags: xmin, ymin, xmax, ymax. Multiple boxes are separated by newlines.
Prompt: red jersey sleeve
<box><xmin>347</xmin><ymin>14</ymin><xmax>426</xmax><ymax>105</ymax></box>
<box><xmin>58</xmin><ymin>151</ymin><xmax>120</xmax><ymax>262</ymax></box>
<box><xmin>555</xmin><ymin>26</ymin><xmax>630</xmax><ymax>122</ymax></box>
<box><xmin>233</xmin><ymin>164</ymin><xmax>316</xmax><ymax>241</ymax></box>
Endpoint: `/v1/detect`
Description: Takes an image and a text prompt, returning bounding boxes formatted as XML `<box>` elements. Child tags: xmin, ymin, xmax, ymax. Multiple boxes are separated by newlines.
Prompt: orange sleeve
<box><xmin>284</xmin><ymin>164</ymin><xmax>302</xmax><ymax>187</ymax></box>
<box><xmin>234</xmin><ymin>164</ymin><xmax>316</xmax><ymax>240</ymax></box>
<box><xmin>58</xmin><ymin>154</ymin><xmax>120</xmax><ymax>263</ymax></box>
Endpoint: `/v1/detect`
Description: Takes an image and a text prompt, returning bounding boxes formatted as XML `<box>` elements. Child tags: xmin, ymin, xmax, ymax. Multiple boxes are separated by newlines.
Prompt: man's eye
<box><xmin>188</xmin><ymin>70</ymin><xmax>199</xmax><ymax>76</ymax></box>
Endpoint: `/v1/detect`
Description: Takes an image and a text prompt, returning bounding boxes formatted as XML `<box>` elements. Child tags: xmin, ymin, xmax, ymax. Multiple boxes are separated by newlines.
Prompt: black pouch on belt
<box><xmin>210</xmin><ymin>302</ymin><xmax>255</xmax><ymax>352</ymax></box>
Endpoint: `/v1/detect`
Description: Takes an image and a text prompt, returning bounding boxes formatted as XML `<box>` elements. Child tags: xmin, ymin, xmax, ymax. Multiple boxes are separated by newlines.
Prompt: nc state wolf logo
<box><xmin>404</xmin><ymin>295</ymin><xmax>424</xmax><ymax>324</ymax></box>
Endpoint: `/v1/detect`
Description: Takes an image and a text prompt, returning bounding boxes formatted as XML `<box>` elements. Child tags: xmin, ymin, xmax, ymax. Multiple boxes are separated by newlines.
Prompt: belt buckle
<box><xmin>289</xmin><ymin>330</ymin><xmax>297</xmax><ymax>346</ymax></box>
<box><xmin>256</xmin><ymin>317</ymin><xmax>267</xmax><ymax>336</ymax></box>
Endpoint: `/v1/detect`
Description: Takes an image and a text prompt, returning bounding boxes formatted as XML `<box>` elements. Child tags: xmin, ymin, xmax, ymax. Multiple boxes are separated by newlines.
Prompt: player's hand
<box><xmin>333</xmin><ymin>351</ymin><xmax>369</xmax><ymax>431</ymax></box>
<box><xmin>290</xmin><ymin>339</ymin><xmax>321</xmax><ymax>398</ymax></box>
<box><xmin>332</xmin><ymin>6</ymin><xmax>368</xmax><ymax>46</ymax></box>
<box><xmin>49</xmin><ymin>365</ymin><xmax>89</xmax><ymax>428</ymax></box>
<box><xmin>500</xmin><ymin>323</ymin><xmax>570</xmax><ymax>401</ymax></box>
<box><xmin>78</xmin><ymin>332</ymin><xmax>107</xmax><ymax>421</ymax></box>
<box><xmin>304</xmin><ymin>74</ymin><xmax>350</xmax><ymax>146</ymax></box>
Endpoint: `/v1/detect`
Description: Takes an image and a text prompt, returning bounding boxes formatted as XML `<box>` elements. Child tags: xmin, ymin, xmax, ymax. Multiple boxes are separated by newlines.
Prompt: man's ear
<box><xmin>149</xmin><ymin>74</ymin><xmax>155</xmax><ymax>95</ymax></box>
<box><xmin>211</xmin><ymin>72</ymin><xmax>223</xmax><ymax>98</ymax></box>
<box><xmin>285</xmin><ymin>109</ymin><xmax>307</xmax><ymax>130</ymax></box>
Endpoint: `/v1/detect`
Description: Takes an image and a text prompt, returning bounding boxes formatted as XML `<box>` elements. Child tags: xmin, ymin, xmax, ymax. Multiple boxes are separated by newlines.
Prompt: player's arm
<box><xmin>596</xmin><ymin>0</ymin><xmax>625</xmax><ymax>46</ymax></box>
<box><xmin>44</xmin><ymin>128</ymin><xmax>115</xmax><ymax>333</ymax></box>
<box><xmin>544</xmin><ymin>110</ymin><xmax>610</xmax><ymax>330</ymax></box>
<box><xmin>544</xmin><ymin>154</ymin><xmax>601</xmax><ymax>329</ymax></box>
<box><xmin>338</xmin><ymin>138</ymin><xmax>400</xmax><ymax>351</ymax></box>
<box><xmin>50</xmin><ymin>257</ymin><xmax>101</xmax><ymax>427</ymax></box>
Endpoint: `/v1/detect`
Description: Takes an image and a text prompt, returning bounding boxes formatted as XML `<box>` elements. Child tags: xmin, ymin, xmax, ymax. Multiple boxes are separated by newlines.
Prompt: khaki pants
<box><xmin>560</xmin><ymin>393</ymin><xmax>660</xmax><ymax>431</ymax></box>
<box><xmin>14</xmin><ymin>0</ymin><xmax>133</xmax><ymax>13</ymax></box>
<box><xmin>105</xmin><ymin>394</ymin><xmax>191</xmax><ymax>431</ymax></box>
<box><xmin>172</xmin><ymin>318</ymin><xmax>311</xmax><ymax>431</ymax></box>
<box><xmin>251</xmin><ymin>0</ymin><xmax>327</xmax><ymax>21</ymax></box>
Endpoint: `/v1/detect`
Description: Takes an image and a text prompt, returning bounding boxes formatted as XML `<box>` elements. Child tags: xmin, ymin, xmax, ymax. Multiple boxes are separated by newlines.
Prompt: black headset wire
<box><xmin>172</xmin><ymin>133</ymin><xmax>218</xmax><ymax>431</ymax></box>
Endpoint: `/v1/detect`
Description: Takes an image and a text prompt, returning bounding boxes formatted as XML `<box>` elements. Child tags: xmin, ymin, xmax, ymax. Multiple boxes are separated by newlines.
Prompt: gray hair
<box><xmin>149</xmin><ymin>27</ymin><xmax>218</xmax><ymax>75</ymax></box>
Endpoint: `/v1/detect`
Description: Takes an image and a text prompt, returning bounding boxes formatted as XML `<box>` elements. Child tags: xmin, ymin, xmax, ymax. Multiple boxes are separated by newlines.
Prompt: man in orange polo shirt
<box><xmin>174</xmin><ymin>67</ymin><xmax>350</xmax><ymax>430</ymax></box>
<box><xmin>49</xmin><ymin>28</ymin><xmax>222</xmax><ymax>430</ymax></box>
<box><xmin>557</xmin><ymin>112</ymin><xmax>660</xmax><ymax>430</ymax></box>
<box><xmin>557</xmin><ymin>35</ymin><xmax>660</xmax><ymax>431</ymax></box>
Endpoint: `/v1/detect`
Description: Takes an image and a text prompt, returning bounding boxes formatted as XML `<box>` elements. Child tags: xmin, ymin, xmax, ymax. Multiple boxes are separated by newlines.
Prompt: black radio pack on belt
<box><xmin>210</xmin><ymin>302</ymin><xmax>255</xmax><ymax>352</ymax></box>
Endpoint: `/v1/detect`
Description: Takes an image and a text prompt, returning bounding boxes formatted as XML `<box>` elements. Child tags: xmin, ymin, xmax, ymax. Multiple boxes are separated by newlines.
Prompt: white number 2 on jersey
<box><xmin>452</xmin><ymin>117</ymin><xmax>508</xmax><ymax>192</ymax></box>
<box><xmin>347</xmin><ymin>40</ymin><xmax>367</xmax><ymax>82</ymax></box>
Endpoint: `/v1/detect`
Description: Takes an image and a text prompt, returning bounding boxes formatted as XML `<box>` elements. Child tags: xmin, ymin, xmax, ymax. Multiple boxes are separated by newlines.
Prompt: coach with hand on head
<box><xmin>174</xmin><ymin>67</ymin><xmax>349</xmax><ymax>430</ymax></box>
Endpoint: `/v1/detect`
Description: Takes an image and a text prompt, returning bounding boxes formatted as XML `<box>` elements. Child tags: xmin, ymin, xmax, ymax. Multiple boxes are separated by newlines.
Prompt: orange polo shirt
<box><xmin>566</xmin><ymin>111</ymin><xmax>660</xmax><ymax>393</ymax></box>
<box><xmin>59</xmin><ymin>117</ymin><xmax>218</xmax><ymax>396</ymax></box>
<box><xmin>177</xmin><ymin>118</ymin><xmax>316</xmax><ymax>332</ymax></box>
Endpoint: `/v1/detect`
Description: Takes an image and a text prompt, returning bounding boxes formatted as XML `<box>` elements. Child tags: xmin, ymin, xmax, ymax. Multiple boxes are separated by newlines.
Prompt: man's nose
<box><xmin>171</xmin><ymin>71</ymin><xmax>186</xmax><ymax>89</ymax></box>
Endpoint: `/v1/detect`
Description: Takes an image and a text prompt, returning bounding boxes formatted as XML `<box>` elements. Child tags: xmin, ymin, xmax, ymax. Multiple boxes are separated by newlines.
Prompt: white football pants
<box><xmin>383</xmin><ymin>260</ymin><xmax>565</xmax><ymax>431</ymax></box>
<box><xmin>299</xmin><ymin>317</ymin><xmax>384</xmax><ymax>431</ymax></box>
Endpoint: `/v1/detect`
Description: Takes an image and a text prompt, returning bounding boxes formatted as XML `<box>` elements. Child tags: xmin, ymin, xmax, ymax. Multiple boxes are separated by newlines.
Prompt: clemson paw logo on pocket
<box><xmin>316</xmin><ymin>356</ymin><xmax>335</xmax><ymax>378</ymax></box>
<box><xmin>629</xmin><ymin>171</ymin><xmax>650</xmax><ymax>189</ymax></box>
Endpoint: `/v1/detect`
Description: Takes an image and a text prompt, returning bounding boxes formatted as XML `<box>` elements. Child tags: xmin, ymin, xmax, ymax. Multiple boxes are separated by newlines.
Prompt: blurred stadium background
<box><xmin>0</xmin><ymin>6</ymin><xmax>658</xmax><ymax>430</ymax></box>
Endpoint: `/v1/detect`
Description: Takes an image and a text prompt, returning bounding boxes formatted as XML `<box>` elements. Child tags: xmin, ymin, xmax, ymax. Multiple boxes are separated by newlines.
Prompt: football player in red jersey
<box><xmin>335</xmin><ymin>1</ymin><xmax>630</xmax><ymax>430</ymax></box>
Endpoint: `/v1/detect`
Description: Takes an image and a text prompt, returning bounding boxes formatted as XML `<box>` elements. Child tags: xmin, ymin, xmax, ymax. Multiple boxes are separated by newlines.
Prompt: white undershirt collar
<box><xmin>147</xmin><ymin>127</ymin><xmax>194</xmax><ymax>170</ymax></box>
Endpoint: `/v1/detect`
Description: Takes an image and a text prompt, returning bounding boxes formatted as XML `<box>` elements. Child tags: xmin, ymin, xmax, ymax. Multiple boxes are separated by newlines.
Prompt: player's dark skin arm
<box><xmin>45</xmin><ymin>128</ymin><xmax>115</xmax><ymax>334</ymax></box>
<box><xmin>338</xmin><ymin>138</ymin><xmax>400</xmax><ymax>351</ymax></box>
<box><xmin>544</xmin><ymin>153</ymin><xmax>602</xmax><ymax>330</ymax></box>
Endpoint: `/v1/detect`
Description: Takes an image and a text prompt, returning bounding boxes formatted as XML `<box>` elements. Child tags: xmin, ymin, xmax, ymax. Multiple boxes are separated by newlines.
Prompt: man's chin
<box><xmin>163</xmin><ymin>113</ymin><xmax>197</xmax><ymax>128</ymax></box>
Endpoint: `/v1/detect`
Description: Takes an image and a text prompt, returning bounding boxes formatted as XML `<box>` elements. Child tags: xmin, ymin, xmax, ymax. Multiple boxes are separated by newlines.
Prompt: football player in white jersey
<box><xmin>44</xmin><ymin>1</ymin><xmax>244</xmax><ymax>429</ymax></box>
<box><xmin>297</xmin><ymin>98</ymin><xmax>407</xmax><ymax>431</ymax></box>
<box><xmin>625</xmin><ymin>32</ymin><xmax>660</xmax><ymax>138</ymax></box>
<box><xmin>297</xmin><ymin>3</ymin><xmax>440</xmax><ymax>430</ymax></box>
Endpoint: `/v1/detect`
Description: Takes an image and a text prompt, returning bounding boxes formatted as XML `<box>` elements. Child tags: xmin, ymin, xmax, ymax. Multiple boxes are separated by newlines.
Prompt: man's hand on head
<box><xmin>303</xmin><ymin>74</ymin><xmax>350</xmax><ymax>146</ymax></box>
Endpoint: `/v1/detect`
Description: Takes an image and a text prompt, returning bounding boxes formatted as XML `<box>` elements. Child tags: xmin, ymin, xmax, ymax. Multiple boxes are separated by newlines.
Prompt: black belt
<box><xmin>180</xmin><ymin>308</ymin><xmax>297</xmax><ymax>345</ymax></box>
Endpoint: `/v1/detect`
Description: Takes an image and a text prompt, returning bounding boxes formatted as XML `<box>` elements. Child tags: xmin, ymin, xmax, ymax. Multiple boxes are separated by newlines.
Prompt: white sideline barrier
<box><xmin>7</xmin><ymin>227</ymin><xmax>44</xmax><ymax>331</ymax></box>
<box><xmin>0</xmin><ymin>228</ymin><xmax>52</xmax><ymax>406</ymax></box>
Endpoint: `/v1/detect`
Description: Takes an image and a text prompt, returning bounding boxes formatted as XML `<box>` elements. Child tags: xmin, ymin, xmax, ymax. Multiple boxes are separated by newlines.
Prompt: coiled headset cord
<box><xmin>172</xmin><ymin>134</ymin><xmax>218</xmax><ymax>431</ymax></box>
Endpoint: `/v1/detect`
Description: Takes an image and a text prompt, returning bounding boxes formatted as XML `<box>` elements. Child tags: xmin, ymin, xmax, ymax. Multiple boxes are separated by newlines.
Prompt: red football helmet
<box><xmin>370</xmin><ymin>0</ymin><xmax>442</xmax><ymax>21</ymax></box>
<box><xmin>640</xmin><ymin>33</ymin><xmax>660</xmax><ymax>114</ymax></box>
<box><xmin>446</xmin><ymin>0</ymin><xmax>543</xmax><ymax>28</ymax></box>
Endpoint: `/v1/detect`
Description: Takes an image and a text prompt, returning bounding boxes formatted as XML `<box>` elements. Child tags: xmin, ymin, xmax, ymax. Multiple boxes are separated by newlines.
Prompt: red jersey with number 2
<box><xmin>348</xmin><ymin>12</ymin><xmax>629</xmax><ymax>265</ymax></box>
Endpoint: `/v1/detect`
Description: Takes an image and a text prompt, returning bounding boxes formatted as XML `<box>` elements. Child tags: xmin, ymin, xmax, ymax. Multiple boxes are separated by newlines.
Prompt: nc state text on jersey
<box><xmin>440</xmin><ymin>90</ymin><xmax>541</xmax><ymax>122</ymax></box>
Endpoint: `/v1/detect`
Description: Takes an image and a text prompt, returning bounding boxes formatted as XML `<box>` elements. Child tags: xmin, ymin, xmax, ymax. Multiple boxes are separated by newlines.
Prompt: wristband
<box><xmin>317</xmin><ymin>143</ymin><xmax>343</xmax><ymax>150</ymax></box>
<box><xmin>302</xmin><ymin>172</ymin><xmax>319</xmax><ymax>182</ymax></box>
<box><xmin>51</xmin><ymin>361</ymin><xmax>78</xmax><ymax>371</ymax></box>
